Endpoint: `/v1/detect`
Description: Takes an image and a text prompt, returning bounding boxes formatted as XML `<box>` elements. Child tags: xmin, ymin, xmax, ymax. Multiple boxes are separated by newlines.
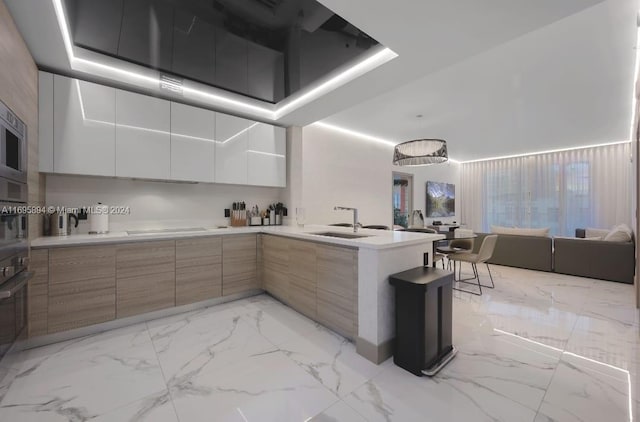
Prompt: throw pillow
<box><xmin>604</xmin><ymin>226</ymin><xmax>631</xmax><ymax>242</ymax></box>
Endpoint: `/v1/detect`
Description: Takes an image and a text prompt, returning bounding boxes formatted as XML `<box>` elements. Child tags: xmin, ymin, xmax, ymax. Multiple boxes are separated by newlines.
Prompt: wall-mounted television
<box><xmin>426</xmin><ymin>181</ymin><xmax>455</xmax><ymax>218</ymax></box>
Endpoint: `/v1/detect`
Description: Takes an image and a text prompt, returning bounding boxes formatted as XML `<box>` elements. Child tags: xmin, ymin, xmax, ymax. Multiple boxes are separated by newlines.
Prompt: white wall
<box><xmin>410</xmin><ymin>163</ymin><xmax>461</xmax><ymax>226</ymax></box>
<box><xmin>301</xmin><ymin>124</ymin><xmax>460</xmax><ymax>227</ymax></box>
<box><xmin>46</xmin><ymin>174</ymin><xmax>284</xmax><ymax>233</ymax></box>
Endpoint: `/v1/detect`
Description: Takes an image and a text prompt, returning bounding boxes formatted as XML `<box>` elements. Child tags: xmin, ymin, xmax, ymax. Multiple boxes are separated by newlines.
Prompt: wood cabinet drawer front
<box><xmin>176</xmin><ymin>253</ymin><xmax>221</xmax><ymax>269</ymax></box>
<box><xmin>48</xmin><ymin>276</ymin><xmax>116</xmax><ymax>333</ymax></box>
<box><xmin>29</xmin><ymin>249</ymin><xmax>49</xmax><ymax>286</ymax></box>
<box><xmin>263</xmin><ymin>266</ymin><xmax>288</xmax><ymax>303</ymax></box>
<box><xmin>117</xmin><ymin>271</ymin><xmax>175</xmax><ymax>318</ymax></box>
<box><xmin>50</xmin><ymin>246</ymin><xmax>116</xmax><ymax>284</ymax></box>
<box><xmin>116</xmin><ymin>241</ymin><xmax>175</xmax><ymax>278</ymax></box>
<box><xmin>176</xmin><ymin>237</ymin><xmax>222</xmax><ymax>268</ymax></box>
<box><xmin>223</xmin><ymin>234</ymin><xmax>256</xmax><ymax>256</ymax></box>
<box><xmin>176</xmin><ymin>264</ymin><xmax>222</xmax><ymax>306</ymax></box>
<box><xmin>49</xmin><ymin>276</ymin><xmax>115</xmax><ymax>297</ymax></box>
<box><xmin>317</xmin><ymin>288</ymin><xmax>356</xmax><ymax>339</ymax></box>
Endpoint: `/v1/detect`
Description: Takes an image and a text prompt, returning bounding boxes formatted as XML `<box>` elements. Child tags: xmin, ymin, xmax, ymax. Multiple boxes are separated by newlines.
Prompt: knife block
<box><xmin>230</xmin><ymin>210</ymin><xmax>247</xmax><ymax>227</ymax></box>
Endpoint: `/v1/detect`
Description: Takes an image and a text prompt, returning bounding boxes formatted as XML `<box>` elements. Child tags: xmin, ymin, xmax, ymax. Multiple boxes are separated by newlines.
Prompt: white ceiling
<box><xmin>319</xmin><ymin>0</ymin><xmax>639</xmax><ymax>161</ymax></box>
<box><xmin>6</xmin><ymin>0</ymin><xmax>636</xmax><ymax>160</ymax></box>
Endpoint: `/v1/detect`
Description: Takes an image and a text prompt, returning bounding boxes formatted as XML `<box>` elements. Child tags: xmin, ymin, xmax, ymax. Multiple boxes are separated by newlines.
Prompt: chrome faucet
<box><xmin>334</xmin><ymin>206</ymin><xmax>360</xmax><ymax>232</ymax></box>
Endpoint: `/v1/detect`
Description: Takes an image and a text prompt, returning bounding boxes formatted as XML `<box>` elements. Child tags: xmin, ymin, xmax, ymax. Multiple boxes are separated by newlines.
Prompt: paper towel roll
<box><xmin>89</xmin><ymin>204</ymin><xmax>109</xmax><ymax>234</ymax></box>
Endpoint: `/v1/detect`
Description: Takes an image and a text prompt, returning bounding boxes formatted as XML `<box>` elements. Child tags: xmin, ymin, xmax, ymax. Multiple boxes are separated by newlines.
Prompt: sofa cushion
<box><xmin>490</xmin><ymin>225</ymin><xmax>550</xmax><ymax>237</ymax></box>
<box><xmin>585</xmin><ymin>228</ymin><xmax>611</xmax><ymax>239</ymax></box>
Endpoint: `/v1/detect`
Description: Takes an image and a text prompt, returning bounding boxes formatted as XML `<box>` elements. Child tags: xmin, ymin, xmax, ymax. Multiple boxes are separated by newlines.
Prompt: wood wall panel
<box><xmin>0</xmin><ymin>1</ymin><xmax>42</xmax><ymax>239</ymax></box>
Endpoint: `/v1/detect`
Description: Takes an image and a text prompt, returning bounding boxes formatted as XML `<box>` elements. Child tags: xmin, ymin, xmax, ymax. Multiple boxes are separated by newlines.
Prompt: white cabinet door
<box><xmin>247</xmin><ymin>124</ymin><xmax>286</xmax><ymax>187</ymax></box>
<box><xmin>38</xmin><ymin>71</ymin><xmax>54</xmax><ymax>173</ymax></box>
<box><xmin>115</xmin><ymin>90</ymin><xmax>170</xmax><ymax>179</ymax></box>
<box><xmin>170</xmin><ymin>102</ymin><xmax>215</xmax><ymax>182</ymax></box>
<box><xmin>53</xmin><ymin>75</ymin><xmax>116</xmax><ymax>176</ymax></box>
<box><xmin>214</xmin><ymin>113</ymin><xmax>253</xmax><ymax>185</ymax></box>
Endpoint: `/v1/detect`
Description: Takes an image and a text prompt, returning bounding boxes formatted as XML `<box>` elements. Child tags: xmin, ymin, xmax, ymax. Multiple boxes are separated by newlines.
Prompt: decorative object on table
<box><xmin>408</xmin><ymin>210</ymin><xmax>424</xmax><ymax>228</ymax></box>
<box><xmin>426</xmin><ymin>181</ymin><xmax>455</xmax><ymax>218</ymax></box>
<box><xmin>230</xmin><ymin>201</ymin><xmax>247</xmax><ymax>227</ymax></box>
<box><xmin>393</xmin><ymin>139</ymin><xmax>448</xmax><ymax>166</ymax></box>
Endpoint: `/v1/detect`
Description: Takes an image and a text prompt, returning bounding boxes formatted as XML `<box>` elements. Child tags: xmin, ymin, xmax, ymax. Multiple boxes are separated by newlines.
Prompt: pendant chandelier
<box><xmin>393</xmin><ymin>139</ymin><xmax>448</xmax><ymax>166</ymax></box>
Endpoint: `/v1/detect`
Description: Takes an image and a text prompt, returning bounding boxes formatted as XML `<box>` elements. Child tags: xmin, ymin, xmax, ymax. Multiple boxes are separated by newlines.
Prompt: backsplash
<box><xmin>45</xmin><ymin>174</ymin><xmax>285</xmax><ymax>234</ymax></box>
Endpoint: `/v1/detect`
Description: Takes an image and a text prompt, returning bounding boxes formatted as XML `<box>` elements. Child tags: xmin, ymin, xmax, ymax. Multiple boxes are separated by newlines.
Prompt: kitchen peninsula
<box><xmin>29</xmin><ymin>225</ymin><xmax>444</xmax><ymax>363</ymax></box>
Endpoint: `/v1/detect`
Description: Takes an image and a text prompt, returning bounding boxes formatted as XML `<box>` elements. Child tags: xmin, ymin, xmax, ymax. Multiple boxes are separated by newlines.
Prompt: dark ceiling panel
<box><xmin>64</xmin><ymin>0</ymin><xmax>379</xmax><ymax>103</ymax></box>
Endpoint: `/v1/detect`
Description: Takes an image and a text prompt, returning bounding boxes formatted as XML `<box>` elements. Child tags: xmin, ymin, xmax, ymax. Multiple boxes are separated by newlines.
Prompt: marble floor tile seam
<box><xmin>145</xmin><ymin>321</ymin><xmax>183</xmax><ymax>422</ymax></box>
<box><xmin>531</xmin><ymin>314</ymin><xmax>580</xmax><ymax>420</ymax></box>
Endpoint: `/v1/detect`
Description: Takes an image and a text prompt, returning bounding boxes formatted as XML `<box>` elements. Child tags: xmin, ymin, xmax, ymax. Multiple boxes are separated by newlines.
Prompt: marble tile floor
<box><xmin>0</xmin><ymin>264</ymin><xmax>637</xmax><ymax>421</ymax></box>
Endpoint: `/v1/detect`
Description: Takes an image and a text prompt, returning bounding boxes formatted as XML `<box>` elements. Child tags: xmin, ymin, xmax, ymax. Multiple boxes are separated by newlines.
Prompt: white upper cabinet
<box><xmin>247</xmin><ymin>124</ymin><xmax>286</xmax><ymax>187</ymax></box>
<box><xmin>37</xmin><ymin>72</ymin><xmax>287</xmax><ymax>186</ymax></box>
<box><xmin>53</xmin><ymin>75</ymin><xmax>116</xmax><ymax>176</ymax></box>
<box><xmin>215</xmin><ymin>113</ymin><xmax>253</xmax><ymax>185</ymax></box>
<box><xmin>170</xmin><ymin>102</ymin><xmax>215</xmax><ymax>182</ymax></box>
<box><xmin>38</xmin><ymin>71</ymin><xmax>54</xmax><ymax>173</ymax></box>
<box><xmin>115</xmin><ymin>90</ymin><xmax>171</xmax><ymax>179</ymax></box>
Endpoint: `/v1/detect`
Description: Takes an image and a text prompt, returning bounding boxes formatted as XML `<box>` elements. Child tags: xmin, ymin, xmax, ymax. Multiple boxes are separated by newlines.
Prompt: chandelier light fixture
<box><xmin>393</xmin><ymin>139</ymin><xmax>448</xmax><ymax>166</ymax></box>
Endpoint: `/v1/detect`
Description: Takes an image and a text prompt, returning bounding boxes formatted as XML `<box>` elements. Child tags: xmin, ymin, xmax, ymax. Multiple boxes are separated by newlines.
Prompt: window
<box><xmin>460</xmin><ymin>143</ymin><xmax>630</xmax><ymax>236</ymax></box>
<box><xmin>393</xmin><ymin>172</ymin><xmax>413</xmax><ymax>228</ymax></box>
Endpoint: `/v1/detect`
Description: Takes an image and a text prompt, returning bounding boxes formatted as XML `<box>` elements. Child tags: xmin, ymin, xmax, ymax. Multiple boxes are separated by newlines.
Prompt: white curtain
<box><xmin>460</xmin><ymin>143</ymin><xmax>631</xmax><ymax>236</ymax></box>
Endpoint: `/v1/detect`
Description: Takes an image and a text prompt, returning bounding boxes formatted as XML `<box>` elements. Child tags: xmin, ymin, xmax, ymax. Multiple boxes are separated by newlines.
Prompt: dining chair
<box><xmin>449</xmin><ymin>234</ymin><xmax>498</xmax><ymax>296</ymax></box>
<box><xmin>437</xmin><ymin>228</ymin><xmax>474</xmax><ymax>270</ymax></box>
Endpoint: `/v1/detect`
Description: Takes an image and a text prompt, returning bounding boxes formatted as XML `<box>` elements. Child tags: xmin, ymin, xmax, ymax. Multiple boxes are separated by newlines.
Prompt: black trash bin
<box><xmin>389</xmin><ymin>266</ymin><xmax>457</xmax><ymax>376</ymax></box>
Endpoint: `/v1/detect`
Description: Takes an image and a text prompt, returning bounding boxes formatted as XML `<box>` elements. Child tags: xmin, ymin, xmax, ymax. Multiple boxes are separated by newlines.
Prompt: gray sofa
<box><xmin>471</xmin><ymin>230</ymin><xmax>635</xmax><ymax>283</ymax></box>
<box><xmin>473</xmin><ymin>233</ymin><xmax>553</xmax><ymax>272</ymax></box>
<box><xmin>554</xmin><ymin>237</ymin><xmax>635</xmax><ymax>284</ymax></box>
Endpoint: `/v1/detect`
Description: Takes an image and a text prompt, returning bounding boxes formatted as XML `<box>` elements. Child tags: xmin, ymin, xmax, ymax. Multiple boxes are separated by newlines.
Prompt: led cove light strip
<box><xmin>494</xmin><ymin>329</ymin><xmax>633</xmax><ymax>422</ymax></box>
<box><xmin>52</xmin><ymin>0</ymin><xmax>397</xmax><ymax>121</ymax></box>
<box><xmin>274</xmin><ymin>48</ymin><xmax>398</xmax><ymax>119</ymax></box>
<box><xmin>460</xmin><ymin>140</ymin><xmax>632</xmax><ymax>164</ymax></box>
<box><xmin>313</xmin><ymin>122</ymin><xmax>462</xmax><ymax>163</ymax></box>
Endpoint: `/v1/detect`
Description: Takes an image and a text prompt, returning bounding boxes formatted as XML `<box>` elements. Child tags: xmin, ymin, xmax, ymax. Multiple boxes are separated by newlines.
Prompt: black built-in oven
<box><xmin>0</xmin><ymin>99</ymin><xmax>30</xmax><ymax>361</ymax></box>
<box><xmin>0</xmin><ymin>100</ymin><xmax>27</xmax><ymax>184</ymax></box>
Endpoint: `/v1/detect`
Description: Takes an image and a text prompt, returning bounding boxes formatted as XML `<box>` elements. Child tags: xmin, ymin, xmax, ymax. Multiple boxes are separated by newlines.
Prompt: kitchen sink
<box><xmin>126</xmin><ymin>227</ymin><xmax>208</xmax><ymax>235</ymax></box>
<box><xmin>312</xmin><ymin>231</ymin><xmax>372</xmax><ymax>239</ymax></box>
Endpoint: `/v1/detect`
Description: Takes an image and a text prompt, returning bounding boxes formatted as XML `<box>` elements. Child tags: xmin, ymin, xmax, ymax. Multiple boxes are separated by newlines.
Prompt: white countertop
<box><xmin>31</xmin><ymin>225</ymin><xmax>444</xmax><ymax>250</ymax></box>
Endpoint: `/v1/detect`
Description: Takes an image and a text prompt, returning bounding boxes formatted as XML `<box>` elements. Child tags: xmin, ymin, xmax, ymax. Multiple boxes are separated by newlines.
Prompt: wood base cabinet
<box><xmin>116</xmin><ymin>241</ymin><xmax>175</xmax><ymax>318</ymax></box>
<box><xmin>222</xmin><ymin>234</ymin><xmax>257</xmax><ymax>295</ymax></box>
<box><xmin>27</xmin><ymin>250</ymin><xmax>49</xmax><ymax>336</ymax></box>
<box><xmin>25</xmin><ymin>233</ymin><xmax>362</xmax><ymax>341</ymax></box>
<box><xmin>48</xmin><ymin>246</ymin><xmax>116</xmax><ymax>333</ymax></box>
<box><xmin>262</xmin><ymin>234</ymin><xmax>290</xmax><ymax>303</ymax></box>
<box><xmin>261</xmin><ymin>235</ymin><xmax>358</xmax><ymax>339</ymax></box>
<box><xmin>176</xmin><ymin>237</ymin><xmax>222</xmax><ymax>306</ymax></box>
<box><xmin>316</xmin><ymin>244</ymin><xmax>358</xmax><ymax>339</ymax></box>
<box><xmin>287</xmin><ymin>239</ymin><xmax>317</xmax><ymax>319</ymax></box>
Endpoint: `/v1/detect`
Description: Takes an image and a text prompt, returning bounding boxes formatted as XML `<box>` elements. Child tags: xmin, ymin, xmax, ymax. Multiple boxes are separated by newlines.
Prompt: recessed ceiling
<box><xmin>318</xmin><ymin>0</ymin><xmax>639</xmax><ymax>161</ymax></box>
<box><xmin>5</xmin><ymin>0</ymin><xmax>623</xmax><ymax>142</ymax></box>
<box><xmin>64</xmin><ymin>0</ymin><xmax>380</xmax><ymax>103</ymax></box>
